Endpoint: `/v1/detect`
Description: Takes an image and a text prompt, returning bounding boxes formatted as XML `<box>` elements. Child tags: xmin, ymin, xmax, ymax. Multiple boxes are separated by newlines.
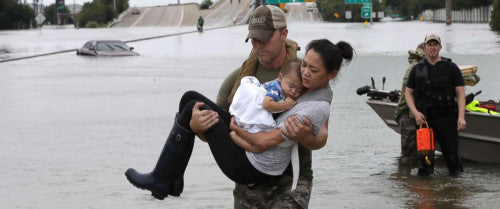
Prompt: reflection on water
<box><xmin>392</xmin><ymin>159</ymin><xmax>471</xmax><ymax>209</ymax></box>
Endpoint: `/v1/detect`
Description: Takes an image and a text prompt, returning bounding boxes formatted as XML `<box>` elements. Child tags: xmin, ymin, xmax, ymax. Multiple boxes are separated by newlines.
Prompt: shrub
<box><xmin>85</xmin><ymin>20</ymin><xmax>100</xmax><ymax>28</ymax></box>
<box><xmin>491</xmin><ymin>0</ymin><xmax>500</xmax><ymax>31</ymax></box>
<box><xmin>77</xmin><ymin>0</ymin><xmax>128</xmax><ymax>28</ymax></box>
<box><xmin>200</xmin><ymin>0</ymin><xmax>213</xmax><ymax>10</ymax></box>
<box><xmin>0</xmin><ymin>0</ymin><xmax>35</xmax><ymax>29</ymax></box>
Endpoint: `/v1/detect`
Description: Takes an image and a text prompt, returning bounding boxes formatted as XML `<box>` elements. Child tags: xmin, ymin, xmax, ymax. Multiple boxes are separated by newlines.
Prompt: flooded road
<box><xmin>1</xmin><ymin>22</ymin><xmax>500</xmax><ymax>208</ymax></box>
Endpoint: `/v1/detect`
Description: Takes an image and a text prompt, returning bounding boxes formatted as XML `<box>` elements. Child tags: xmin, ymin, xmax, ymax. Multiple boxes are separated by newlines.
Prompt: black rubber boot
<box><xmin>417</xmin><ymin>155</ymin><xmax>434</xmax><ymax>176</ymax></box>
<box><xmin>125</xmin><ymin>115</ymin><xmax>194</xmax><ymax>200</ymax></box>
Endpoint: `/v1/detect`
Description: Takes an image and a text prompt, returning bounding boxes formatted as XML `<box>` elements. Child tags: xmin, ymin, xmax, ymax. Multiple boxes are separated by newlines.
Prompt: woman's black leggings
<box><xmin>176</xmin><ymin>91</ymin><xmax>271</xmax><ymax>184</ymax></box>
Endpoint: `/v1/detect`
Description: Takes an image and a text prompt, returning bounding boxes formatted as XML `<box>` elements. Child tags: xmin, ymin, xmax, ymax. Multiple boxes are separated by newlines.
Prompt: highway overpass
<box><xmin>111</xmin><ymin>1</ymin><xmax>321</xmax><ymax>28</ymax></box>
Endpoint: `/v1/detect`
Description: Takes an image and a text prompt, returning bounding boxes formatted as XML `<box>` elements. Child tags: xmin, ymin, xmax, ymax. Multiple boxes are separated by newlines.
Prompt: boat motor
<box><xmin>356</xmin><ymin>77</ymin><xmax>400</xmax><ymax>102</ymax></box>
<box><xmin>465</xmin><ymin>90</ymin><xmax>482</xmax><ymax>104</ymax></box>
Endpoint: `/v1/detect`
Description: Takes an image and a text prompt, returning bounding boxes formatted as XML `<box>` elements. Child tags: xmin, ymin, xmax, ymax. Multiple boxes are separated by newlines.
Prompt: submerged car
<box><xmin>76</xmin><ymin>40</ymin><xmax>139</xmax><ymax>56</ymax></box>
<box><xmin>131</xmin><ymin>8</ymin><xmax>140</xmax><ymax>15</ymax></box>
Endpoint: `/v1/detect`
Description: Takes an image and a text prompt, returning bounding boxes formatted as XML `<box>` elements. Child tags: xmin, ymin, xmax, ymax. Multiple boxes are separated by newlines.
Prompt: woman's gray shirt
<box><xmin>246</xmin><ymin>86</ymin><xmax>333</xmax><ymax>175</ymax></box>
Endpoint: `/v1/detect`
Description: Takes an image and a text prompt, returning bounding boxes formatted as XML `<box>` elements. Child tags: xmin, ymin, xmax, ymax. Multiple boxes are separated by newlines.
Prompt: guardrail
<box><xmin>421</xmin><ymin>5</ymin><xmax>493</xmax><ymax>23</ymax></box>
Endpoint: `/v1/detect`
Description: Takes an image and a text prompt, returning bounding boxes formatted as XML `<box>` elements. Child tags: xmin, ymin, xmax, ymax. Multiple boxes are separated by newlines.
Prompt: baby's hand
<box><xmin>283</xmin><ymin>98</ymin><xmax>296</xmax><ymax>110</ymax></box>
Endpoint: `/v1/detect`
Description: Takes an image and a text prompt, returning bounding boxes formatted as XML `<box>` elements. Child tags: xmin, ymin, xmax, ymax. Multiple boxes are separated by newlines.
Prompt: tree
<box><xmin>76</xmin><ymin>0</ymin><xmax>129</xmax><ymax>28</ymax></box>
<box><xmin>42</xmin><ymin>4</ymin><xmax>70</xmax><ymax>25</ymax></box>
<box><xmin>200</xmin><ymin>0</ymin><xmax>213</xmax><ymax>10</ymax></box>
<box><xmin>43</xmin><ymin>4</ymin><xmax>56</xmax><ymax>24</ymax></box>
<box><xmin>453</xmin><ymin>0</ymin><xmax>492</xmax><ymax>10</ymax></box>
<box><xmin>491</xmin><ymin>0</ymin><xmax>500</xmax><ymax>31</ymax></box>
<box><xmin>0</xmin><ymin>0</ymin><xmax>36</xmax><ymax>29</ymax></box>
<box><xmin>100</xmin><ymin>0</ymin><xmax>129</xmax><ymax>14</ymax></box>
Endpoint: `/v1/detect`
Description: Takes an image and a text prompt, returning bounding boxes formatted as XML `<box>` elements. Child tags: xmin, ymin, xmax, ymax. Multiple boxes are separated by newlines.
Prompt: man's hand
<box><xmin>230</xmin><ymin>117</ymin><xmax>279</xmax><ymax>153</ymax></box>
<box><xmin>229</xmin><ymin>116</ymin><xmax>243</xmax><ymax>133</ymax></box>
<box><xmin>413</xmin><ymin>110</ymin><xmax>426</xmax><ymax>126</ymax></box>
<box><xmin>280</xmin><ymin>116</ymin><xmax>312</xmax><ymax>141</ymax></box>
<box><xmin>189</xmin><ymin>102</ymin><xmax>218</xmax><ymax>141</ymax></box>
<box><xmin>457</xmin><ymin>117</ymin><xmax>466</xmax><ymax>131</ymax></box>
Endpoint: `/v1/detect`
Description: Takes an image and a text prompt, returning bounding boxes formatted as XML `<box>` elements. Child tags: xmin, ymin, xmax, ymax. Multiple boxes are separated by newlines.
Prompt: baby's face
<box><xmin>280</xmin><ymin>73</ymin><xmax>304</xmax><ymax>99</ymax></box>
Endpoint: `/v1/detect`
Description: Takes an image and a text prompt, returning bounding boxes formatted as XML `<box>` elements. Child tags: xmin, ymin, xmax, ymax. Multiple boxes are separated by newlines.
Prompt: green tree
<box><xmin>43</xmin><ymin>4</ymin><xmax>70</xmax><ymax>25</ymax></box>
<box><xmin>491</xmin><ymin>0</ymin><xmax>500</xmax><ymax>31</ymax></box>
<box><xmin>453</xmin><ymin>0</ymin><xmax>492</xmax><ymax>10</ymax></box>
<box><xmin>99</xmin><ymin>0</ymin><xmax>129</xmax><ymax>14</ymax></box>
<box><xmin>43</xmin><ymin>4</ymin><xmax>56</xmax><ymax>24</ymax></box>
<box><xmin>200</xmin><ymin>0</ymin><xmax>213</xmax><ymax>9</ymax></box>
<box><xmin>76</xmin><ymin>0</ymin><xmax>129</xmax><ymax>28</ymax></box>
<box><xmin>0</xmin><ymin>0</ymin><xmax>35</xmax><ymax>29</ymax></box>
<box><xmin>385</xmin><ymin>0</ymin><xmax>442</xmax><ymax>19</ymax></box>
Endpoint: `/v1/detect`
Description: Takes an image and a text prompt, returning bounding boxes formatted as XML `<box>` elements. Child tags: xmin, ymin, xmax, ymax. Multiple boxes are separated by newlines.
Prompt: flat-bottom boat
<box><xmin>366</xmin><ymin>99</ymin><xmax>500</xmax><ymax>163</ymax></box>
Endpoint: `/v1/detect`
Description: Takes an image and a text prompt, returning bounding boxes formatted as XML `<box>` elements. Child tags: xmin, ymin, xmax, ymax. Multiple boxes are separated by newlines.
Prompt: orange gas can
<box><xmin>416</xmin><ymin>121</ymin><xmax>434</xmax><ymax>156</ymax></box>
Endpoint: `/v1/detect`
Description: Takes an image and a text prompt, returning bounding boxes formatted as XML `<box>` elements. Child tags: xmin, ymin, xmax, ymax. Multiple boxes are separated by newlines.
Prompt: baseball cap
<box><xmin>245</xmin><ymin>5</ymin><xmax>287</xmax><ymax>43</ymax></box>
<box><xmin>424</xmin><ymin>34</ymin><xmax>441</xmax><ymax>44</ymax></box>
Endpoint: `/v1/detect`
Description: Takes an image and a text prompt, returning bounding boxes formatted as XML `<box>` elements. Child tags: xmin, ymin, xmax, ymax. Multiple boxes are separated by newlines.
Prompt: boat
<box><xmin>357</xmin><ymin>82</ymin><xmax>500</xmax><ymax>164</ymax></box>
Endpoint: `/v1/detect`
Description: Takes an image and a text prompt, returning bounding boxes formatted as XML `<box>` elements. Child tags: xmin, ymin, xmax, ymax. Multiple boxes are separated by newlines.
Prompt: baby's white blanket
<box><xmin>229</xmin><ymin>76</ymin><xmax>276</xmax><ymax>133</ymax></box>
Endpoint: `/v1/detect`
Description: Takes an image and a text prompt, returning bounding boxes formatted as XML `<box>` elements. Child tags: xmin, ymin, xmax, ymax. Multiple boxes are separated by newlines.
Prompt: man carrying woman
<box><xmin>125</xmin><ymin>5</ymin><xmax>354</xmax><ymax>208</ymax></box>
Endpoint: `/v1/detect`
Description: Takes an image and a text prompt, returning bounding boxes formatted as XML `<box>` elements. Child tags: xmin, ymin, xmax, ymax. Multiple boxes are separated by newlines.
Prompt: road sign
<box><xmin>345</xmin><ymin>0</ymin><xmax>370</xmax><ymax>4</ymax></box>
<box><xmin>377</xmin><ymin>11</ymin><xmax>384</xmax><ymax>18</ymax></box>
<box><xmin>346</xmin><ymin>11</ymin><xmax>352</xmax><ymax>19</ymax></box>
<box><xmin>362</xmin><ymin>3</ymin><xmax>371</xmax><ymax>8</ymax></box>
<box><xmin>361</xmin><ymin>7</ymin><xmax>371</xmax><ymax>18</ymax></box>
<box><xmin>35</xmin><ymin>13</ymin><xmax>45</xmax><ymax>24</ymax></box>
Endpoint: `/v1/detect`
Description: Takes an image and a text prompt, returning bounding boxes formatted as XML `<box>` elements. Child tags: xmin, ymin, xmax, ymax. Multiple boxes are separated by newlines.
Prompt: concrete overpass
<box><xmin>111</xmin><ymin>1</ymin><xmax>321</xmax><ymax>28</ymax></box>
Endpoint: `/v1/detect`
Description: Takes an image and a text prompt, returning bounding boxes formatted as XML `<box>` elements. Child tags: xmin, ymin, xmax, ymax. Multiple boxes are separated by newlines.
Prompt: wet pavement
<box><xmin>1</xmin><ymin>22</ymin><xmax>500</xmax><ymax>208</ymax></box>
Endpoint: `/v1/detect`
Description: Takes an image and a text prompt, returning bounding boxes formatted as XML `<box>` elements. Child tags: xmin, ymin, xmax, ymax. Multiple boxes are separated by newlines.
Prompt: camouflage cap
<box><xmin>424</xmin><ymin>34</ymin><xmax>441</xmax><ymax>44</ymax></box>
<box><xmin>245</xmin><ymin>5</ymin><xmax>287</xmax><ymax>43</ymax></box>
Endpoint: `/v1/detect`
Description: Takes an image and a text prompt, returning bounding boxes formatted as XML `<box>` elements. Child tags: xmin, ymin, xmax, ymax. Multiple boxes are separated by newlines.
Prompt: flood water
<box><xmin>1</xmin><ymin>22</ymin><xmax>500</xmax><ymax>209</ymax></box>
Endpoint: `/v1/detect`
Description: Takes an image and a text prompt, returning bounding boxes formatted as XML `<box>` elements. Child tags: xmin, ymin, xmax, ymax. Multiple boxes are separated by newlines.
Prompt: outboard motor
<box><xmin>356</xmin><ymin>77</ymin><xmax>401</xmax><ymax>102</ymax></box>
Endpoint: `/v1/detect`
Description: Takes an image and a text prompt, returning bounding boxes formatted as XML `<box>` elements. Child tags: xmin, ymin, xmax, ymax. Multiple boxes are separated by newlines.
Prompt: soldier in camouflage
<box><xmin>394</xmin><ymin>43</ymin><xmax>425</xmax><ymax>165</ymax></box>
<box><xmin>191</xmin><ymin>5</ymin><xmax>323</xmax><ymax>208</ymax></box>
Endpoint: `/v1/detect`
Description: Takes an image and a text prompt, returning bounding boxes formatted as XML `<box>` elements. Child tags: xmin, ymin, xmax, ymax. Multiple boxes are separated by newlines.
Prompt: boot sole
<box><xmin>125</xmin><ymin>173</ymin><xmax>167</xmax><ymax>200</ymax></box>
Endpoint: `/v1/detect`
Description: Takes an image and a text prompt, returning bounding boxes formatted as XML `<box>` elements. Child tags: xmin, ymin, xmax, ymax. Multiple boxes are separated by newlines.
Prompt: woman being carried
<box><xmin>124</xmin><ymin>39</ymin><xmax>353</xmax><ymax>200</ymax></box>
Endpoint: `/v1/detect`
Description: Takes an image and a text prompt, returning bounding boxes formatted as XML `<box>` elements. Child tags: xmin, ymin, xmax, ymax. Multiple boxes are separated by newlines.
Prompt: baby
<box><xmin>229</xmin><ymin>61</ymin><xmax>304</xmax><ymax>133</ymax></box>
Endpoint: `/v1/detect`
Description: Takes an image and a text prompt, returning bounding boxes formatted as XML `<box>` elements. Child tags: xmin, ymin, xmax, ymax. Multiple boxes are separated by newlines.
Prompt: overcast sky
<box><xmin>26</xmin><ymin>0</ymin><xmax>203</xmax><ymax>7</ymax></box>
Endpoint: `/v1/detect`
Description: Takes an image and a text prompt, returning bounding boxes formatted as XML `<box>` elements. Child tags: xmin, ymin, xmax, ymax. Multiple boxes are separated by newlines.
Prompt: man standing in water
<box><xmin>394</xmin><ymin>43</ymin><xmax>425</xmax><ymax>166</ymax></box>
<box><xmin>405</xmin><ymin>34</ymin><xmax>466</xmax><ymax>176</ymax></box>
<box><xmin>190</xmin><ymin>5</ymin><xmax>326</xmax><ymax>208</ymax></box>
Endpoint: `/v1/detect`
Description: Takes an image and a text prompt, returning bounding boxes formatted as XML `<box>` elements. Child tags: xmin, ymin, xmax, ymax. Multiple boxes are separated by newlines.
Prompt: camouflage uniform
<box><xmin>394</xmin><ymin>49</ymin><xmax>425</xmax><ymax>165</ymax></box>
<box><xmin>233</xmin><ymin>145</ymin><xmax>312</xmax><ymax>209</ymax></box>
<box><xmin>215</xmin><ymin>42</ymin><xmax>312</xmax><ymax>208</ymax></box>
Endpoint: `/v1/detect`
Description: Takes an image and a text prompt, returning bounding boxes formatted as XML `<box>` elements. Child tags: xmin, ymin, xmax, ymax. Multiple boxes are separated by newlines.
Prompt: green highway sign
<box><xmin>345</xmin><ymin>0</ymin><xmax>370</xmax><ymax>4</ymax></box>
<box><xmin>362</xmin><ymin>3</ymin><xmax>372</xmax><ymax>8</ymax></box>
<box><xmin>361</xmin><ymin>7</ymin><xmax>371</xmax><ymax>18</ymax></box>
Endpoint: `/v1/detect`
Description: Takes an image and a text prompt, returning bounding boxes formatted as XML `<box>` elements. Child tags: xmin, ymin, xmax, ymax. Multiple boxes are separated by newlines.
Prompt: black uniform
<box><xmin>407</xmin><ymin>57</ymin><xmax>465</xmax><ymax>176</ymax></box>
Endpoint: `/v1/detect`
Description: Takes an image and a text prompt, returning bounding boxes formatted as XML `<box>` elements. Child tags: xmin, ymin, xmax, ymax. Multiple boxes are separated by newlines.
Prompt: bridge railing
<box><xmin>421</xmin><ymin>5</ymin><xmax>493</xmax><ymax>23</ymax></box>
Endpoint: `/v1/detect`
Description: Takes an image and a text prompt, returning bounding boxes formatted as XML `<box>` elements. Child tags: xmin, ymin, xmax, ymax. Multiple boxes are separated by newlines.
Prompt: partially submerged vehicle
<box><xmin>131</xmin><ymin>8</ymin><xmax>140</xmax><ymax>15</ymax></box>
<box><xmin>76</xmin><ymin>40</ymin><xmax>139</xmax><ymax>57</ymax></box>
<box><xmin>357</xmin><ymin>66</ymin><xmax>500</xmax><ymax>163</ymax></box>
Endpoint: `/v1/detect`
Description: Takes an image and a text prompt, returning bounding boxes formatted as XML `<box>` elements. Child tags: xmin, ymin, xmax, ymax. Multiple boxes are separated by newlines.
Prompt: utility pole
<box><xmin>445</xmin><ymin>0</ymin><xmax>452</xmax><ymax>25</ymax></box>
<box><xmin>114</xmin><ymin>0</ymin><xmax>116</xmax><ymax>11</ymax></box>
